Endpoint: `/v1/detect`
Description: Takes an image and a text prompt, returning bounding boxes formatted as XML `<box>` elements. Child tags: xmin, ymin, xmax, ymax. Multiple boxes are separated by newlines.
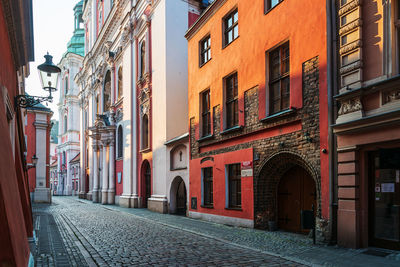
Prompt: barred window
<box><xmin>228</xmin><ymin>163</ymin><xmax>241</xmax><ymax>208</ymax></box>
<box><xmin>203</xmin><ymin>167</ymin><xmax>213</xmax><ymax>206</ymax></box>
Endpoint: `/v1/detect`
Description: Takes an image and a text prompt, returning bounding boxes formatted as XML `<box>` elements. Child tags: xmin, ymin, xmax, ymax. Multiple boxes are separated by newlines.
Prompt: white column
<box><xmin>92</xmin><ymin>143</ymin><xmax>99</xmax><ymax>203</ymax></box>
<box><xmin>101</xmin><ymin>141</ymin><xmax>109</xmax><ymax>204</ymax></box>
<box><xmin>108</xmin><ymin>138</ymin><xmax>115</xmax><ymax>204</ymax></box>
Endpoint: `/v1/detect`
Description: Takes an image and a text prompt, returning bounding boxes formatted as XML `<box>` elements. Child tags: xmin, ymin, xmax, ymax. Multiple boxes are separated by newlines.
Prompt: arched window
<box><xmin>141</xmin><ymin>114</ymin><xmax>149</xmax><ymax>149</ymax></box>
<box><xmin>65</xmin><ymin>77</ymin><xmax>69</xmax><ymax>95</ymax></box>
<box><xmin>64</xmin><ymin>115</ymin><xmax>67</xmax><ymax>133</ymax></box>
<box><xmin>103</xmin><ymin>71</ymin><xmax>111</xmax><ymax>112</ymax></box>
<box><xmin>118</xmin><ymin>67</ymin><xmax>123</xmax><ymax>100</ymax></box>
<box><xmin>140</xmin><ymin>41</ymin><xmax>146</xmax><ymax>78</ymax></box>
<box><xmin>96</xmin><ymin>96</ymin><xmax>99</xmax><ymax>114</ymax></box>
<box><xmin>62</xmin><ymin>151</ymin><xmax>66</xmax><ymax>165</ymax></box>
<box><xmin>117</xmin><ymin>125</ymin><xmax>123</xmax><ymax>158</ymax></box>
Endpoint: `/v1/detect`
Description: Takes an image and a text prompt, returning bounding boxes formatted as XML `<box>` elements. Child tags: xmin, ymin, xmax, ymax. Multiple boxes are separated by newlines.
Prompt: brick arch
<box><xmin>254</xmin><ymin>150</ymin><xmax>321</xmax><ymax>228</ymax></box>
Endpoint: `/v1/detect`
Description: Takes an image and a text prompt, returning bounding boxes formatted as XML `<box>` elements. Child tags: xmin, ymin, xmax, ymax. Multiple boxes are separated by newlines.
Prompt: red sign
<box><xmin>241</xmin><ymin>161</ymin><xmax>253</xmax><ymax>169</ymax></box>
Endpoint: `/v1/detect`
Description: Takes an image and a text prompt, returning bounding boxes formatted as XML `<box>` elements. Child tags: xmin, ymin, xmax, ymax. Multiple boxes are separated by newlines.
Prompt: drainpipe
<box><xmin>327</xmin><ymin>0</ymin><xmax>338</xmax><ymax>245</ymax></box>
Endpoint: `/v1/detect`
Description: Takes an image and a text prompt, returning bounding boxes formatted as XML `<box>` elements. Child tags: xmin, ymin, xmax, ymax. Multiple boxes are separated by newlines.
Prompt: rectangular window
<box><xmin>200</xmin><ymin>35</ymin><xmax>211</xmax><ymax>66</ymax></box>
<box><xmin>268</xmin><ymin>42</ymin><xmax>290</xmax><ymax>114</ymax></box>
<box><xmin>265</xmin><ymin>0</ymin><xmax>282</xmax><ymax>12</ymax></box>
<box><xmin>223</xmin><ymin>9</ymin><xmax>238</xmax><ymax>47</ymax></box>
<box><xmin>225</xmin><ymin>73</ymin><xmax>238</xmax><ymax>129</ymax></box>
<box><xmin>228</xmin><ymin>163</ymin><xmax>241</xmax><ymax>208</ymax></box>
<box><xmin>201</xmin><ymin>90</ymin><xmax>211</xmax><ymax>137</ymax></box>
<box><xmin>203</xmin><ymin>167</ymin><xmax>213</xmax><ymax>206</ymax></box>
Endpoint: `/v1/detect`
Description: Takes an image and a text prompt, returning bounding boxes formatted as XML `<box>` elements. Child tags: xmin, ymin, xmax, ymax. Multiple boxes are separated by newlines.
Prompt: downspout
<box><xmin>327</xmin><ymin>0</ymin><xmax>338</xmax><ymax>244</ymax></box>
<box><xmin>130</xmin><ymin>0</ymin><xmax>137</xmax><ymax>204</ymax></box>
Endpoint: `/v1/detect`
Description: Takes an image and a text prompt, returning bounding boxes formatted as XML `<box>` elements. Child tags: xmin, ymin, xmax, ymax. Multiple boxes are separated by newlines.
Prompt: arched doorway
<box><xmin>141</xmin><ymin>161</ymin><xmax>151</xmax><ymax>208</ymax></box>
<box><xmin>169</xmin><ymin>177</ymin><xmax>187</xmax><ymax>216</ymax></box>
<box><xmin>255</xmin><ymin>151</ymin><xmax>320</xmax><ymax>231</ymax></box>
<box><xmin>278</xmin><ymin>166</ymin><xmax>316</xmax><ymax>233</ymax></box>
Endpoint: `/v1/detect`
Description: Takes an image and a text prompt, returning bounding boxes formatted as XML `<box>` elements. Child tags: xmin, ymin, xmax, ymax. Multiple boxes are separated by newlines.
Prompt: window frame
<box><xmin>227</xmin><ymin>163</ymin><xmax>241</xmax><ymax>209</ymax></box>
<box><xmin>265</xmin><ymin>0</ymin><xmax>283</xmax><ymax>14</ymax></box>
<box><xmin>267</xmin><ymin>41</ymin><xmax>290</xmax><ymax>115</ymax></box>
<box><xmin>117</xmin><ymin>66</ymin><xmax>123</xmax><ymax>100</ymax></box>
<box><xmin>141</xmin><ymin>114</ymin><xmax>149</xmax><ymax>150</ymax></box>
<box><xmin>117</xmin><ymin>125</ymin><xmax>123</xmax><ymax>159</ymax></box>
<box><xmin>199</xmin><ymin>34</ymin><xmax>211</xmax><ymax>66</ymax></box>
<box><xmin>202</xmin><ymin>167</ymin><xmax>213</xmax><ymax>207</ymax></box>
<box><xmin>139</xmin><ymin>40</ymin><xmax>146</xmax><ymax>78</ymax></box>
<box><xmin>224</xmin><ymin>72</ymin><xmax>239</xmax><ymax>129</ymax></box>
<box><xmin>223</xmin><ymin>8</ymin><xmax>239</xmax><ymax>48</ymax></box>
<box><xmin>200</xmin><ymin>89</ymin><xmax>211</xmax><ymax>137</ymax></box>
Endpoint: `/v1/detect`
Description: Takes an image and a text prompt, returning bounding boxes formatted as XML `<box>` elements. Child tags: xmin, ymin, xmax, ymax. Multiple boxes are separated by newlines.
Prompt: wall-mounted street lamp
<box><xmin>15</xmin><ymin>53</ymin><xmax>61</xmax><ymax>109</ymax></box>
<box><xmin>27</xmin><ymin>154</ymin><xmax>38</xmax><ymax>169</ymax></box>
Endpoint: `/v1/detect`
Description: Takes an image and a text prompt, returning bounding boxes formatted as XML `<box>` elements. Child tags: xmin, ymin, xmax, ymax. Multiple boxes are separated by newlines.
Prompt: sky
<box><xmin>25</xmin><ymin>0</ymin><xmax>79</xmax><ymax>120</ymax></box>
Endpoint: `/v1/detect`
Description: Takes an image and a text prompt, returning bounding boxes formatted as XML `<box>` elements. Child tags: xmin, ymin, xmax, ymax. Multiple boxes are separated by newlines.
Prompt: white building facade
<box><xmin>77</xmin><ymin>0</ymin><xmax>207</xmax><ymax>214</ymax></box>
<box><xmin>57</xmin><ymin>1</ymin><xmax>85</xmax><ymax>196</ymax></box>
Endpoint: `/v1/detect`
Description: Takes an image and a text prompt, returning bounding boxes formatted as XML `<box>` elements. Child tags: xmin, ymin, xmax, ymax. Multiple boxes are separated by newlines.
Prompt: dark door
<box><xmin>176</xmin><ymin>180</ymin><xmax>187</xmax><ymax>216</ymax></box>
<box><xmin>369</xmin><ymin>150</ymin><xmax>400</xmax><ymax>250</ymax></box>
<box><xmin>143</xmin><ymin>162</ymin><xmax>151</xmax><ymax>208</ymax></box>
<box><xmin>278</xmin><ymin>166</ymin><xmax>316</xmax><ymax>233</ymax></box>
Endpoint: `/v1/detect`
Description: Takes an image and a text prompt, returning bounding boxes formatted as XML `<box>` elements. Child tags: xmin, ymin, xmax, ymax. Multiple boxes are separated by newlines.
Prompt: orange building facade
<box><xmin>187</xmin><ymin>0</ymin><xmax>331</xmax><ymax>238</ymax></box>
<box><xmin>334</xmin><ymin>0</ymin><xmax>400</xmax><ymax>250</ymax></box>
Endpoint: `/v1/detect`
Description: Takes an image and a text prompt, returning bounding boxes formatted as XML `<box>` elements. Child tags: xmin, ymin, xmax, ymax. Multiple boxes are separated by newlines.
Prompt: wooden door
<box><xmin>143</xmin><ymin>162</ymin><xmax>151</xmax><ymax>208</ymax></box>
<box><xmin>278</xmin><ymin>166</ymin><xmax>316</xmax><ymax>233</ymax></box>
<box><xmin>176</xmin><ymin>180</ymin><xmax>187</xmax><ymax>216</ymax></box>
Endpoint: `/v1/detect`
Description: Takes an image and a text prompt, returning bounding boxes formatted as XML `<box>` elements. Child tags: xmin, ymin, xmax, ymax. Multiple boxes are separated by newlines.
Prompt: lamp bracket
<box><xmin>15</xmin><ymin>94</ymin><xmax>53</xmax><ymax>109</ymax></box>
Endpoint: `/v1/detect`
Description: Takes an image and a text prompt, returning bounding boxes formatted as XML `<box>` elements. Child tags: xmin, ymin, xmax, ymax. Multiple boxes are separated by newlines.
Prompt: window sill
<box><xmin>198</xmin><ymin>134</ymin><xmax>214</xmax><ymax>142</ymax></box>
<box><xmin>171</xmin><ymin>167</ymin><xmax>187</xmax><ymax>171</ymax></box>
<box><xmin>199</xmin><ymin>58</ymin><xmax>212</xmax><ymax>68</ymax></box>
<box><xmin>139</xmin><ymin>148</ymin><xmax>151</xmax><ymax>153</ymax></box>
<box><xmin>222</xmin><ymin>35</ymin><xmax>239</xmax><ymax>50</ymax></box>
<box><xmin>201</xmin><ymin>205</ymin><xmax>214</xmax><ymax>209</ymax></box>
<box><xmin>221</xmin><ymin>125</ymin><xmax>243</xmax><ymax>135</ymax></box>
<box><xmin>225</xmin><ymin>207</ymin><xmax>242</xmax><ymax>211</ymax></box>
<box><xmin>260</xmin><ymin>108</ymin><xmax>296</xmax><ymax>123</ymax></box>
<box><xmin>264</xmin><ymin>1</ymin><xmax>283</xmax><ymax>15</ymax></box>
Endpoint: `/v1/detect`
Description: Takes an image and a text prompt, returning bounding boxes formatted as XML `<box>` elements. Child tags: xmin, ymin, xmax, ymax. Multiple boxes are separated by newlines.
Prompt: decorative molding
<box><xmin>339</xmin><ymin>19</ymin><xmax>362</xmax><ymax>36</ymax></box>
<box><xmin>339</xmin><ymin>40</ymin><xmax>362</xmax><ymax>55</ymax></box>
<box><xmin>383</xmin><ymin>89</ymin><xmax>400</xmax><ymax>104</ymax></box>
<box><xmin>340</xmin><ymin>60</ymin><xmax>362</xmax><ymax>75</ymax></box>
<box><xmin>338</xmin><ymin>0</ymin><xmax>362</xmax><ymax>16</ymax></box>
<box><xmin>338</xmin><ymin>97</ymin><xmax>363</xmax><ymax>115</ymax></box>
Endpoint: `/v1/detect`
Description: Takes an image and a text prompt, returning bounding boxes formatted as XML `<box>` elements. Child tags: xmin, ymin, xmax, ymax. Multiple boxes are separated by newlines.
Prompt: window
<box><xmin>118</xmin><ymin>67</ymin><xmax>123</xmax><ymax>100</ymax></box>
<box><xmin>140</xmin><ymin>41</ymin><xmax>146</xmax><ymax>78</ymax></box>
<box><xmin>97</xmin><ymin>0</ymin><xmax>103</xmax><ymax>32</ymax></box>
<box><xmin>200</xmin><ymin>35</ymin><xmax>211</xmax><ymax>65</ymax></box>
<box><xmin>228</xmin><ymin>163</ymin><xmax>241</xmax><ymax>208</ymax></box>
<box><xmin>202</xmin><ymin>167</ymin><xmax>213</xmax><ymax>206</ymax></box>
<box><xmin>117</xmin><ymin>125</ymin><xmax>123</xmax><ymax>158</ymax></box>
<box><xmin>268</xmin><ymin>42</ymin><xmax>290</xmax><ymax>114</ymax></box>
<box><xmin>65</xmin><ymin>77</ymin><xmax>69</xmax><ymax>95</ymax></box>
<box><xmin>223</xmin><ymin>9</ymin><xmax>238</xmax><ymax>47</ymax></box>
<box><xmin>64</xmin><ymin>115</ymin><xmax>68</xmax><ymax>133</ymax></box>
<box><xmin>103</xmin><ymin>70</ymin><xmax>111</xmax><ymax>112</ymax></box>
<box><xmin>201</xmin><ymin>90</ymin><xmax>211</xmax><ymax>137</ymax></box>
<box><xmin>96</xmin><ymin>96</ymin><xmax>99</xmax><ymax>114</ymax></box>
<box><xmin>225</xmin><ymin>73</ymin><xmax>238</xmax><ymax>129</ymax></box>
<box><xmin>141</xmin><ymin>114</ymin><xmax>149</xmax><ymax>149</ymax></box>
<box><xmin>265</xmin><ymin>0</ymin><xmax>282</xmax><ymax>12</ymax></box>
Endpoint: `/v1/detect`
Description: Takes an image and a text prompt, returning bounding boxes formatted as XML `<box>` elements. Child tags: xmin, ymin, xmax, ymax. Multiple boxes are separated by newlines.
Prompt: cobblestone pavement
<box><xmin>36</xmin><ymin>196</ymin><xmax>400</xmax><ymax>267</ymax></box>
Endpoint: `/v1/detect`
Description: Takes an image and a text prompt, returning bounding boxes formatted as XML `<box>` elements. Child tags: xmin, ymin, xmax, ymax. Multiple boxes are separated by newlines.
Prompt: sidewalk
<box><xmin>31</xmin><ymin>203</ymin><xmax>89</xmax><ymax>267</ymax></box>
<box><xmin>76</xmin><ymin>197</ymin><xmax>400</xmax><ymax>267</ymax></box>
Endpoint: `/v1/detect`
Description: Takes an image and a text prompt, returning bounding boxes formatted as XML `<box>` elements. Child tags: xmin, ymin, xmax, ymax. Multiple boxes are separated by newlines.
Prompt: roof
<box><xmin>69</xmin><ymin>153</ymin><xmax>80</xmax><ymax>164</ymax></box>
<box><xmin>165</xmin><ymin>133</ymin><xmax>189</xmax><ymax>146</ymax></box>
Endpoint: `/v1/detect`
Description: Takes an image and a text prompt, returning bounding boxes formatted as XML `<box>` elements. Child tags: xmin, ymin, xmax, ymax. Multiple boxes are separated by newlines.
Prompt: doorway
<box><xmin>169</xmin><ymin>177</ymin><xmax>187</xmax><ymax>216</ymax></box>
<box><xmin>369</xmin><ymin>149</ymin><xmax>400</xmax><ymax>250</ymax></box>
<box><xmin>142</xmin><ymin>161</ymin><xmax>151</xmax><ymax>208</ymax></box>
<box><xmin>278</xmin><ymin>166</ymin><xmax>316</xmax><ymax>233</ymax></box>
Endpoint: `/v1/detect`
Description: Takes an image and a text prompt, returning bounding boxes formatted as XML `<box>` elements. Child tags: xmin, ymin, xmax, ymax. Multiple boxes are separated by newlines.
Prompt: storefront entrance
<box><xmin>369</xmin><ymin>149</ymin><xmax>400</xmax><ymax>250</ymax></box>
<box><xmin>278</xmin><ymin>166</ymin><xmax>316</xmax><ymax>233</ymax></box>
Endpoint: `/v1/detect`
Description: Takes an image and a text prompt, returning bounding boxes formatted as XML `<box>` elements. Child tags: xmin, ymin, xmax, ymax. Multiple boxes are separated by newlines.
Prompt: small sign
<box><xmin>241</xmin><ymin>161</ymin><xmax>253</xmax><ymax>177</ymax></box>
<box><xmin>381</xmin><ymin>183</ymin><xmax>395</xmax><ymax>193</ymax></box>
<box><xmin>117</xmin><ymin>172</ymin><xmax>122</xmax><ymax>184</ymax></box>
<box><xmin>375</xmin><ymin>183</ymin><xmax>380</xmax><ymax>193</ymax></box>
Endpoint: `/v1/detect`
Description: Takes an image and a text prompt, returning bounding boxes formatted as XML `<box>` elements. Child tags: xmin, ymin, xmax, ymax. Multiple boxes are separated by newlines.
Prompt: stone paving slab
<box><xmin>49</xmin><ymin>197</ymin><xmax>306</xmax><ymax>266</ymax></box>
<box><xmin>72</xmin><ymin>196</ymin><xmax>400</xmax><ymax>267</ymax></box>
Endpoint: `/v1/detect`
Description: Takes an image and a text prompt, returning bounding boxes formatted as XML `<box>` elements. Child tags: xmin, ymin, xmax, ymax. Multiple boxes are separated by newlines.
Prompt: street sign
<box><xmin>241</xmin><ymin>161</ymin><xmax>253</xmax><ymax>177</ymax></box>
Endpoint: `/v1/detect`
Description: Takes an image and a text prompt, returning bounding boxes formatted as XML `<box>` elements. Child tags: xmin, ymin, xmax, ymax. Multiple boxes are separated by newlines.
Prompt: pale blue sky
<box><xmin>26</xmin><ymin>0</ymin><xmax>79</xmax><ymax>119</ymax></box>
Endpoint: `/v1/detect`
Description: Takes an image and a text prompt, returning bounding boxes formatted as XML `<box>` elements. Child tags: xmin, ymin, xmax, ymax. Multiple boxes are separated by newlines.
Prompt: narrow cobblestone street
<box><xmin>31</xmin><ymin>197</ymin><xmax>400</xmax><ymax>267</ymax></box>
